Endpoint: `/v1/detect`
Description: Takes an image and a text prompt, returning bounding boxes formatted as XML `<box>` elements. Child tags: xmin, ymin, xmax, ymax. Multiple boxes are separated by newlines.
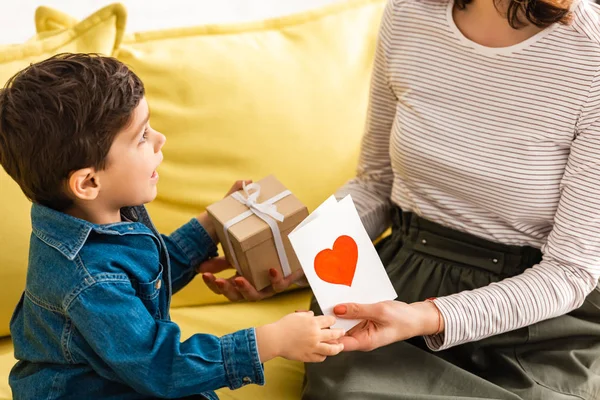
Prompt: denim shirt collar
<box><xmin>31</xmin><ymin>203</ymin><xmax>148</xmax><ymax>261</ymax></box>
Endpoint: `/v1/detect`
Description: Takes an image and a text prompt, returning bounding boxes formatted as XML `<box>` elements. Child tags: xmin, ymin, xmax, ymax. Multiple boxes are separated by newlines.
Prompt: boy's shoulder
<box><xmin>27</xmin><ymin>204</ymin><xmax>162</xmax><ymax>310</ymax></box>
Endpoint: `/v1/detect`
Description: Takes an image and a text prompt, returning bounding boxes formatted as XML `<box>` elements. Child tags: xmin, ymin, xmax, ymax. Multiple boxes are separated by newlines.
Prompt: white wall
<box><xmin>0</xmin><ymin>0</ymin><xmax>341</xmax><ymax>45</ymax></box>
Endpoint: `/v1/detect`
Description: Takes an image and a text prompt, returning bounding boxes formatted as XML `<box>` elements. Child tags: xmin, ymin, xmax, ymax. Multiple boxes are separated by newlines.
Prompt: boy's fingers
<box><xmin>321</xmin><ymin>328</ymin><xmax>345</xmax><ymax>341</ymax></box>
<box><xmin>226</xmin><ymin>179</ymin><xmax>253</xmax><ymax>196</ymax></box>
<box><xmin>309</xmin><ymin>354</ymin><xmax>327</xmax><ymax>363</ymax></box>
<box><xmin>316</xmin><ymin>343</ymin><xmax>344</xmax><ymax>356</ymax></box>
<box><xmin>315</xmin><ymin>315</ymin><xmax>337</xmax><ymax>329</ymax></box>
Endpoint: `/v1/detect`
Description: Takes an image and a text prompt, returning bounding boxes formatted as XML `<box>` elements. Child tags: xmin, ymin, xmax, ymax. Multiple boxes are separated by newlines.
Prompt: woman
<box><xmin>202</xmin><ymin>0</ymin><xmax>600</xmax><ymax>398</ymax></box>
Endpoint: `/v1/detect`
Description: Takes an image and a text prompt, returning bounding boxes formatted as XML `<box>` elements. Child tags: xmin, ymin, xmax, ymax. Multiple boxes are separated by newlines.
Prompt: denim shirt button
<box><xmin>242</xmin><ymin>377</ymin><xmax>252</xmax><ymax>384</ymax></box>
<box><xmin>155</xmin><ymin>279</ymin><xmax>162</xmax><ymax>290</ymax></box>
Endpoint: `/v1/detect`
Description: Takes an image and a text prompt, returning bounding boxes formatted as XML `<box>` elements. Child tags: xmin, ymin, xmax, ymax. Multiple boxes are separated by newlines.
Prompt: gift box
<box><xmin>206</xmin><ymin>175</ymin><xmax>309</xmax><ymax>291</ymax></box>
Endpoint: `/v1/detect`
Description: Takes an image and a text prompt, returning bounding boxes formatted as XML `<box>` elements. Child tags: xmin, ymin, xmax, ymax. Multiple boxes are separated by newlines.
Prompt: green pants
<box><xmin>303</xmin><ymin>209</ymin><xmax>600</xmax><ymax>400</ymax></box>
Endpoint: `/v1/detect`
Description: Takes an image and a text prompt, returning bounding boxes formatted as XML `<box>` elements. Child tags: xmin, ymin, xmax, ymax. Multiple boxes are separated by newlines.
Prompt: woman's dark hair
<box><xmin>455</xmin><ymin>0</ymin><xmax>573</xmax><ymax>28</ymax></box>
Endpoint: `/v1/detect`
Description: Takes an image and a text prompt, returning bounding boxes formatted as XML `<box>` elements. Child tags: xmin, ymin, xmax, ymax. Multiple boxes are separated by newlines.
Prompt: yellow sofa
<box><xmin>0</xmin><ymin>1</ymin><xmax>385</xmax><ymax>398</ymax></box>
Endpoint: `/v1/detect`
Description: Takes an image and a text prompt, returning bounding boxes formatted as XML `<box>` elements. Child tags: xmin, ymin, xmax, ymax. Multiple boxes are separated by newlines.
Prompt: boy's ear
<box><xmin>67</xmin><ymin>168</ymin><xmax>101</xmax><ymax>201</ymax></box>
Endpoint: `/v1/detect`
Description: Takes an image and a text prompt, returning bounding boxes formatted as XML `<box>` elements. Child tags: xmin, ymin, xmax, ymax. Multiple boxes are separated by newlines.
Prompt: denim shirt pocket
<box><xmin>130</xmin><ymin>264</ymin><xmax>164</xmax><ymax>319</ymax></box>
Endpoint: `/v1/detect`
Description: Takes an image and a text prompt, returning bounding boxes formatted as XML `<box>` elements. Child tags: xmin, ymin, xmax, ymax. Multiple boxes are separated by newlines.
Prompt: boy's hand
<box><xmin>195</xmin><ymin>180</ymin><xmax>252</xmax><ymax>245</ymax></box>
<box><xmin>255</xmin><ymin>312</ymin><xmax>344</xmax><ymax>363</ymax></box>
<box><xmin>225</xmin><ymin>179</ymin><xmax>252</xmax><ymax>197</ymax></box>
<box><xmin>200</xmin><ymin>265</ymin><xmax>305</xmax><ymax>302</ymax></box>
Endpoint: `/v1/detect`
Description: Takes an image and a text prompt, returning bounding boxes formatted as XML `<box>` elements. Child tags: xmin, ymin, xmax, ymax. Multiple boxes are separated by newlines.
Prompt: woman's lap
<box><xmin>302</xmin><ymin>212</ymin><xmax>600</xmax><ymax>400</ymax></box>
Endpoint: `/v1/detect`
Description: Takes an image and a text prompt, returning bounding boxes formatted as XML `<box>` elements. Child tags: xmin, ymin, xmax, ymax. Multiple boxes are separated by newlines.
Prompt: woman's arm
<box><xmin>336</xmin><ymin>0</ymin><xmax>399</xmax><ymax>240</ymax></box>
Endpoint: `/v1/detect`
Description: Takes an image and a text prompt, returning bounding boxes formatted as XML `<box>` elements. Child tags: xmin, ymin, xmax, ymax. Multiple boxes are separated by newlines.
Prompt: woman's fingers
<box><xmin>270</xmin><ymin>267</ymin><xmax>305</xmax><ymax>293</ymax></box>
<box><xmin>203</xmin><ymin>272</ymin><xmax>278</xmax><ymax>302</ymax></box>
<box><xmin>337</xmin><ymin>321</ymin><xmax>375</xmax><ymax>352</ymax></box>
<box><xmin>334</xmin><ymin>302</ymin><xmax>385</xmax><ymax>320</ymax></box>
<box><xmin>203</xmin><ymin>264</ymin><xmax>306</xmax><ymax>301</ymax></box>
<box><xmin>337</xmin><ymin>335</ymin><xmax>362</xmax><ymax>352</ymax></box>
<box><xmin>267</xmin><ymin>268</ymin><xmax>285</xmax><ymax>293</ymax></box>
<box><xmin>214</xmin><ymin>278</ymin><xmax>245</xmax><ymax>302</ymax></box>
<box><xmin>201</xmin><ymin>274</ymin><xmax>243</xmax><ymax>301</ymax></box>
<box><xmin>201</xmin><ymin>273</ymin><xmax>222</xmax><ymax>294</ymax></box>
<box><xmin>196</xmin><ymin>257</ymin><xmax>233</xmax><ymax>274</ymax></box>
<box><xmin>234</xmin><ymin>277</ymin><xmax>275</xmax><ymax>301</ymax></box>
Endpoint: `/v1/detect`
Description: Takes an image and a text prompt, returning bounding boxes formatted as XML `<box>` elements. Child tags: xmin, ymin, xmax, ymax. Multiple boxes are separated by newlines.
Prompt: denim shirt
<box><xmin>9</xmin><ymin>204</ymin><xmax>265</xmax><ymax>400</ymax></box>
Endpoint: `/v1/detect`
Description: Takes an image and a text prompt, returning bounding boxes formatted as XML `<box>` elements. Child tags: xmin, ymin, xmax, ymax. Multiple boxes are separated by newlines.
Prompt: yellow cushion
<box><xmin>0</xmin><ymin>290</ymin><xmax>312</xmax><ymax>400</ymax></box>
<box><xmin>34</xmin><ymin>6</ymin><xmax>79</xmax><ymax>36</ymax></box>
<box><xmin>0</xmin><ymin>337</ymin><xmax>15</xmax><ymax>399</ymax></box>
<box><xmin>0</xmin><ymin>4</ymin><xmax>127</xmax><ymax>338</ymax></box>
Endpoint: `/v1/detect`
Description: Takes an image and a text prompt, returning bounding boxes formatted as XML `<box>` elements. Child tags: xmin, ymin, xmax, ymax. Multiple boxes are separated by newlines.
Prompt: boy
<box><xmin>0</xmin><ymin>53</ymin><xmax>344</xmax><ymax>399</ymax></box>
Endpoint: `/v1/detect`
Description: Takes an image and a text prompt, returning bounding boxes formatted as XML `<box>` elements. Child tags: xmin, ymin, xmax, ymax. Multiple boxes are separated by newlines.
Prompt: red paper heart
<box><xmin>314</xmin><ymin>235</ymin><xmax>358</xmax><ymax>287</ymax></box>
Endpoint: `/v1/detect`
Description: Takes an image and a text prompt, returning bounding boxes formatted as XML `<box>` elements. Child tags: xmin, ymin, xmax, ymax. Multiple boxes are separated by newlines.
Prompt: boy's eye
<box><xmin>139</xmin><ymin>129</ymin><xmax>149</xmax><ymax>143</ymax></box>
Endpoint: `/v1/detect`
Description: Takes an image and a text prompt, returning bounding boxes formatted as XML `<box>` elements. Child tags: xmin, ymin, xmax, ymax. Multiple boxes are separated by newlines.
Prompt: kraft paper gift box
<box><xmin>206</xmin><ymin>175</ymin><xmax>309</xmax><ymax>291</ymax></box>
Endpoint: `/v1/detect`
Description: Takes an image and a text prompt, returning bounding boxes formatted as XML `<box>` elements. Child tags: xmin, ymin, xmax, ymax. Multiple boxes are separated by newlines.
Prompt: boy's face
<box><xmin>97</xmin><ymin>97</ymin><xmax>165</xmax><ymax>209</ymax></box>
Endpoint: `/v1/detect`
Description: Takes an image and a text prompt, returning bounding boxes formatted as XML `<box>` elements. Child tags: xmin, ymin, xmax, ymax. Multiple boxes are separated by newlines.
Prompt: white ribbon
<box><xmin>222</xmin><ymin>182</ymin><xmax>292</xmax><ymax>277</ymax></box>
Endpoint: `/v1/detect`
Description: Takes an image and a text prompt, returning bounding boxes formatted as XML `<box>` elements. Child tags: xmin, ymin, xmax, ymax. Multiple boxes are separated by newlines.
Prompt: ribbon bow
<box><xmin>222</xmin><ymin>182</ymin><xmax>292</xmax><ymax>278</ymax></box>
<box><xmin>230</xmin><ymin>182</ymin><xmax>285</xmax><ymax>223</ymax></box>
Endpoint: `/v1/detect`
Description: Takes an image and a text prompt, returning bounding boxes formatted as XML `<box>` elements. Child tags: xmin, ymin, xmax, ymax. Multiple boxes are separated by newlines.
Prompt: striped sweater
<box><xmin>337</xmin><ymin>0</ymin><xmax>600</xmax><ymax>350</ymax></box>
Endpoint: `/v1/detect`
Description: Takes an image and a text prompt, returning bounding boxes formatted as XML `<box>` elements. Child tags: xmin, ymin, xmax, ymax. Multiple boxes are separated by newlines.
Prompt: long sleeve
<box><xmin>67</xmin><ymin>279</ymin><xmax>264</xmax><ymax>397</ymax></box>
<box><xmin>425</xmin><ymin>72</ymin><xmax>600</xmax><ymax>350</ymax></box>
<box><xmin>162</xmin><ymin>218</ymin><xmax>218</xmax><ymax>293</ymax></box>
<box><xmin>335</xmin><ymin>0</ymin><xmax>398</xmax><ymax>240</ymax></box>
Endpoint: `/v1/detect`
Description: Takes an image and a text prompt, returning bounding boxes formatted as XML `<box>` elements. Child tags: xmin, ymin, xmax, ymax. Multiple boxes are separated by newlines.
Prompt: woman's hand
<box><xmin>198</xmin><ymin>258</ymin><xmax>305</xmax><ymax>302</ymax></box>
<box><xmin>334</xmin><ymin>300</ymin><xmax>443</xmax><ymax>352</ymax></box>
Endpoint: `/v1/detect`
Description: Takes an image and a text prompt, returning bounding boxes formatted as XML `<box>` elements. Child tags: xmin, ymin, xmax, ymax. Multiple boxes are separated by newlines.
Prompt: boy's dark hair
<box><xmin>0</xmin><ymin>53</ymin><xmax>145</xmax><ymax>211</ymax></box>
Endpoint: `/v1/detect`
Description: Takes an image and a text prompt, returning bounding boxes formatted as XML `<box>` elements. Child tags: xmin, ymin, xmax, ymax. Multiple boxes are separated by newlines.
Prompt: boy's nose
<box><xmin>156</xmin><ymin>132</ymin><xmax>166</xmax><ymax>152</ymax></box>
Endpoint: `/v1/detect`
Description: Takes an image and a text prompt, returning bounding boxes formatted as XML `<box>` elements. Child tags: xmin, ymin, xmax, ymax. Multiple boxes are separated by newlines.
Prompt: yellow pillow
<box><xmin>34</xmin><ymin>0</ymin><xmax>386</xmax><ymax>308</ymax></box>
<box><xmin>35</xmin><ymin>6</ymin><xmax>79</xmax><ymax>36</ymax></box>
<box><xmin>0</xmin><ymin>4</ymin><xmax>126</xmax><ymax>338</ymax></box>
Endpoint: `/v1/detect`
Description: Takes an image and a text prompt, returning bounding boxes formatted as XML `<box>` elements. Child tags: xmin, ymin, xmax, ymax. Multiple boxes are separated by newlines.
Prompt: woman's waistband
<box><xmin>391</xmin><ymin>208</ymin><xmax>543</xmax><ymax>276</ymax></box>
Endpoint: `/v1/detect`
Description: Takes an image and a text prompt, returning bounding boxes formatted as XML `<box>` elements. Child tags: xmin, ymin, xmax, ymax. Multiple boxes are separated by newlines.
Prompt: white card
<box><xmin>291</xmin><ymin>195</ymin><xmax>338</xmax><ymax>234</ymax></box>
<box><xmin>288</xmin><ymin>195</ymin><xmax>397</xmax><ymax>331</ymax></box>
